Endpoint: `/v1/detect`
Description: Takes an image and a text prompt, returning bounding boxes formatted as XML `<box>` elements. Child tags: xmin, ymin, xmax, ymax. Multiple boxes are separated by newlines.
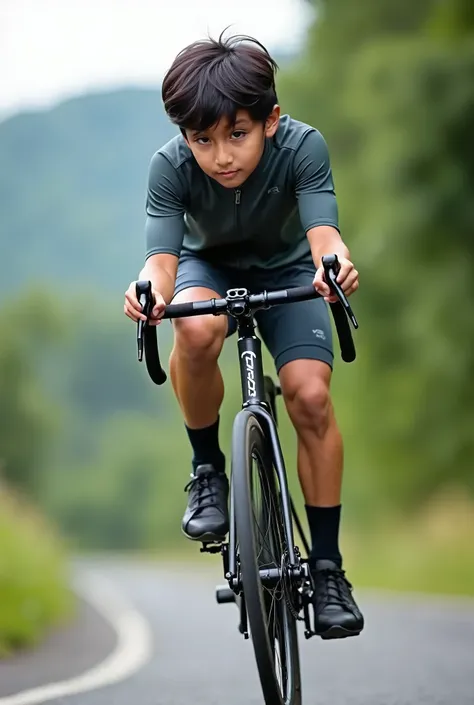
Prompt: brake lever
<box><xmin>321</xmin><ymin>255</ymin><xmax>359</xmax><ymax>329</ymax></box>
<box><xmin>135</xmin><ymin>280</ymin><xmax>153</xmax><ymax>361</ymax></box>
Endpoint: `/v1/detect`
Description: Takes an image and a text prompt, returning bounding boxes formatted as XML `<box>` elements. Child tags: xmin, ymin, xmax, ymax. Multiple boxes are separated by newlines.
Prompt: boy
<box><xmin>124</xmin><ymin>33</ymin><xmax>364</xmax><ymax>639</ymax></box>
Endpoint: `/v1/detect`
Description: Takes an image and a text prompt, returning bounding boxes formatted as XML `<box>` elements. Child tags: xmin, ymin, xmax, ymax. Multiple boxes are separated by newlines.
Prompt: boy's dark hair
<box><xmin>162</xmin><ymin>31</ymin><xmax>278</xmax><ymax>132</ymax></box>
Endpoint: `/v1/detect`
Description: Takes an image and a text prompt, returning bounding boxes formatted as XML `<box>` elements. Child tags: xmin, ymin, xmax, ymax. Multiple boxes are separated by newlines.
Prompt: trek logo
<box><xmin>241</xmin><ymin>350</ymin><xmax>257</xmax><ymax>397</ymax></box>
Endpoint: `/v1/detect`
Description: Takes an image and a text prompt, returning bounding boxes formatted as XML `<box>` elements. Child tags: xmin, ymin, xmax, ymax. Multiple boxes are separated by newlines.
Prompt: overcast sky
<box><xmin>1</xmin><ymin>0</ymin><xmax>311</xmax><ymax>120</ymax></box>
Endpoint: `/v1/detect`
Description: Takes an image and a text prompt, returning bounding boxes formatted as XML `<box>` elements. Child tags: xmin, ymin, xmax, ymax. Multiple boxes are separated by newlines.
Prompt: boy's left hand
<box><xmin>313</xmin><ymin>257</ymin><xmax>359</xmax><ymax>303</ymax></box>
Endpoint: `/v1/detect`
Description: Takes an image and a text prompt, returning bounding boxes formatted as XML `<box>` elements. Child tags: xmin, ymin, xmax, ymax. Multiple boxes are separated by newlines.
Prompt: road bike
<box><xmin>135</xmin><ymin>254</ymin><xmax>358</xmax><ymax>705</ymax></box>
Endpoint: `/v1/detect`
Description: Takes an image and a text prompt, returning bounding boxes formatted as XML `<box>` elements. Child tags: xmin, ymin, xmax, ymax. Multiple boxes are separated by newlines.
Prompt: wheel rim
<box><xmin>249</xmin><ymin>450</ymin><xmax>297</xmax><ymax>703</ymax></box>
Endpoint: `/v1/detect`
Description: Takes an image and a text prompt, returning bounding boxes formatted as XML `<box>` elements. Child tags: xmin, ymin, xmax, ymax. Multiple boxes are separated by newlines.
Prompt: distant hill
<box><xmin>0</xmin><ymin>88</ymin><xmax>178</xmax><ymax>297</ymax></box>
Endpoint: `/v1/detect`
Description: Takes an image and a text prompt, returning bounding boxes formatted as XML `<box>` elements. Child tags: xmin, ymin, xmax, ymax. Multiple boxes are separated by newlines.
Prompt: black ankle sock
<box><xmin>305</xmin><ymin>504</ymin><xmax>342</xmax><ymax>568</ymax></box>
<box><xmin>185</xmin><ymin>417</ymin><xmax>226</xmax><ymax>474</ymax></box>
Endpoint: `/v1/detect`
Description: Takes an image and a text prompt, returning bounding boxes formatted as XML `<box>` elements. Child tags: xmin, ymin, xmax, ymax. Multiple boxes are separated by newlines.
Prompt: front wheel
<box><xmin>232</xmin><ymin>409</ymin><xmax>301</xmax><ymax>705</ymax></box>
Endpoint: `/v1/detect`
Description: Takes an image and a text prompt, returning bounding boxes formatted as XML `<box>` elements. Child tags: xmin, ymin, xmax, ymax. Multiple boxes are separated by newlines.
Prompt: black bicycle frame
<box><xmin>227</xmin><ymin>312</ymin><xmax>301</xmax><ymax>589</ymax></box>
<box><xmin>135</xmin><ymin>257</ymin><xmax>358</xmax><ymax>641</ymax></box>
<box><xmin>238</xmin><ymin>317</ymin><xmax>266</xmax><ymax>407</ymax></box>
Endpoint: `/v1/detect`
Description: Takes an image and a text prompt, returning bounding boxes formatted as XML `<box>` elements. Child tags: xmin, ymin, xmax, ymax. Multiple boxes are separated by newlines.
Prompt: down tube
<box><xmin>238</xmin><ymin>334</ymin><xmax>265</xmax><ymax>406</ymax></box>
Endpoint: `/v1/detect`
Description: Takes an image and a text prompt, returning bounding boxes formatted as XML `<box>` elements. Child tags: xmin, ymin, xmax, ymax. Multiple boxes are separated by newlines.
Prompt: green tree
<box><xmin>0</xmin><ymin>289</ymin><xmax>64</xmax><ymax>496</ymax></box>
<box><xmin>280</xmin><ymin>0</ymin><xmax>474</xmax><ymax>517</ymax></box>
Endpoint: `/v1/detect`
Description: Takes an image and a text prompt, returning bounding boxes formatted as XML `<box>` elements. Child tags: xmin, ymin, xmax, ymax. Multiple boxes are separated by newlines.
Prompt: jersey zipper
<box><xmin>233</xmin><ymin>189</ymin><xmax>242</xmax><ymax>267</ymax></box>
<box><xmin>234</xmin><ymin>189</ymin><xmax>241</xmax><ymax>236</ymax></box>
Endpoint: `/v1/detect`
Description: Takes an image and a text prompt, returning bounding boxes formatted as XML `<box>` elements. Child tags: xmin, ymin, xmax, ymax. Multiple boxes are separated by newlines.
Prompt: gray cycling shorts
<box><xmin>173</xmin><ymin>252</ymin><xmax>333</xmax><ymax>372</ymax></box>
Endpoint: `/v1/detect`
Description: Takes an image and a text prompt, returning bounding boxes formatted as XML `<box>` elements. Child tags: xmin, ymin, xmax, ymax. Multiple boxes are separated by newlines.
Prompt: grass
<box><xmin>343</xmin><ymin>488</ymin><xmax>474</xmax><ymax>596</ymax></box>
<box><xmin>0</xmin><ymin>482</ymin><xmax>74</xmax><ymax>657</ymax></box>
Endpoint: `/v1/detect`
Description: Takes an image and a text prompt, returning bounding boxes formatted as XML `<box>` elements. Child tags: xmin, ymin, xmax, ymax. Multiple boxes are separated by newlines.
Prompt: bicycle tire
<box><xmin>232</xmin><ymin>409</ymin><xmax>302</xmax><ymax>705</ymax></box>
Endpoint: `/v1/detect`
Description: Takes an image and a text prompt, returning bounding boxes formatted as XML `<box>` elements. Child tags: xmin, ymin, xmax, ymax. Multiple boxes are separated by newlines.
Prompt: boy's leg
<box><xmin>170</xmin><ymin>285</ymin><xmax>227</xmax><ymax>433</ymax></box>
<box><xmin>169</xmin><ymin>255</ymin><xmax>236</xmax><ymax>543</ymax></box>
<box><xmin>254</xmin><ymin>262</ymin><xmax>364</xmax><ymax>638</ymax></box>
<box><xmin>279</xmin><ymin>360</ymin><xmax>344</xmax><ymax>563</ymax></box>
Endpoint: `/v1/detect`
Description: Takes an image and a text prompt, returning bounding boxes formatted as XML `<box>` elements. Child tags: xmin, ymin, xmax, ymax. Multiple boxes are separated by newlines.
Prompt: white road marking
<box><xmin>0</xmin><ymin>571</ymin><xmax>154</xmax><ymax>705</ymax></box>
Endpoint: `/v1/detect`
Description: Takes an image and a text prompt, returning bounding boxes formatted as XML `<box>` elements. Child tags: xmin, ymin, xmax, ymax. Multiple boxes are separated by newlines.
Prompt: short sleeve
<box><xmin>144</xmin><ymin>151</ymin><xmax>187</xmax><ymax>260</ymax></box>
<box><xmin>294</xmin><ymin>130</ymin><xmax>340</xmax><ymax>233</ymax></box>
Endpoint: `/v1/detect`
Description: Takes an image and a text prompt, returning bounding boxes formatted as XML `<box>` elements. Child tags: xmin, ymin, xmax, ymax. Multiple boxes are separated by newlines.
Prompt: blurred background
<box><xmin>1</xmin><ymin>0</ymin><xmax>473</xmax><ymax>655</ymax></box>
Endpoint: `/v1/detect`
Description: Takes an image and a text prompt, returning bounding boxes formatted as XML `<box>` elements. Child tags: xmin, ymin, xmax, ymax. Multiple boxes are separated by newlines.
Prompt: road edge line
<box><xmin>0</xmin><ymin>571</ymin><xmax>154</xmax><ymax>705</ymax></box>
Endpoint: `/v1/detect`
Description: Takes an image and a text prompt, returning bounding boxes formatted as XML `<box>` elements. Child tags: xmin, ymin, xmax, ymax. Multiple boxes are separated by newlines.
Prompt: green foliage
<box><xmin>0</xmin><ymin>288</ymin><xmax>64</xmax><ymax>496</ymax></box>
<box><xmin>280</xmin><ymin>0</ymin><xmax>474</xmax><ymax>519</ymax></box>
<box><xmin>0</xmin><ymin>483</ymin><xmax>72</xmax><ymax>655</ymax></box>
<box><xmin>426</xmin><ymin>0</ymin><xmax>474</xmax><ymax>38</ymax></box>
<box><xmin>47</xmin><ymin>413</ymin><xmax>184</xmax><ymax>550</ymax></box>
<box><xmin>344</xmin><ymin>489</ymin><xmax>474</xmax><ymax>595</ymax></box>
<box><xmin>340</xmin><ymin>38</ymin><xmax>474</xmax><ymax>508</ymax></box>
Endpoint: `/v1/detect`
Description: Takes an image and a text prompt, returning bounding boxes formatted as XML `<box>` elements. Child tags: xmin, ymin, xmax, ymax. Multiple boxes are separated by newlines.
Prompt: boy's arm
<box><xmin>307</xmin><ymin>225</ymin><xmax>350</xmax><ymax>269</ymax></box>
<box><xmin>142</xmin><ymin>151</ymin><xmax>186</xmax><ymax>313</ymax></box>
<box><xmin>294</xmin><ymin>130</ymin><xmax>359</xmax><ymax>301</ymax></box>
<box><xmin>144</xmin><ymin>150</ymin><xmax>187</xmax><ymax>267</ymax></box>
<box><xmin>124</xmin><ymin>151</ymin><xmax>185</xmax><ymax>323</ymax></box>
<box><xmin>138</xmin><ymin>253</ymin><xmax>178</xmax><ymax>305</ymax></box>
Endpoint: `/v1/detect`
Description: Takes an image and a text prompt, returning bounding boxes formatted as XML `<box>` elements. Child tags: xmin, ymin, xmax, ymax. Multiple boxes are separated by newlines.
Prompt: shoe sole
<box><xmin>181</xmin><ymin>527</ymin><xmax>227</xmax><ymax>543</ymax></box>
<box><xmin>317</xmin><ymin>625</ymin><xmax>362</xmax><ymax>640</ymax></box>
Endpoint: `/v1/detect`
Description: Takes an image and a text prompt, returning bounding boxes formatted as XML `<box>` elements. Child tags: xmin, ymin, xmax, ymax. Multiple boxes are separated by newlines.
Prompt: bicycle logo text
<box><xmin>241</xmin><ymin>350</ymin><xmax>257</xmax><ymax>398</ymax></box>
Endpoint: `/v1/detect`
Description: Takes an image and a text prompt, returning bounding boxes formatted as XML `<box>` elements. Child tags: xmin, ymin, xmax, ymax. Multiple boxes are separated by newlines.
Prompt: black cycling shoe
<box><xmin>181</xmin><ymin>464</ymin><xmax>229</xmax><ymax>543</ymax></box>
<box><xmin>311</xmin><ymin>559</ymin><xmax>364</xmax><ymax>639</ymax></box>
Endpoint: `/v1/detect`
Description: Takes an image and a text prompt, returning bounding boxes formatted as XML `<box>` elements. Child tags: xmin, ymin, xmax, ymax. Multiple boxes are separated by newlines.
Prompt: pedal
<box><xmin>215</xmin><ymin>585</ymin><xmax>236</xmax><ymax>604</ymax></box>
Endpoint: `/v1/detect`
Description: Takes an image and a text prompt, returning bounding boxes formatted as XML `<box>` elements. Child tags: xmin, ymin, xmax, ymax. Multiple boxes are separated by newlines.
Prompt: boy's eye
<box><xmin>196</xmin><ymin>136</ymin><xmax>210</xmax><ymax>145</ymax></box>
<box><xmin>232</xmin><ymin>130</ymin><xmax>246</xmax><ymax>139</ymax></box>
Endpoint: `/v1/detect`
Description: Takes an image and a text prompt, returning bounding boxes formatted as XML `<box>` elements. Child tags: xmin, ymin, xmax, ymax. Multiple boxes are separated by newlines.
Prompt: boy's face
<box><xmin>184</xmin><ymin>107</ymin><xmax>280</xmax><ymax>188</ymax></box>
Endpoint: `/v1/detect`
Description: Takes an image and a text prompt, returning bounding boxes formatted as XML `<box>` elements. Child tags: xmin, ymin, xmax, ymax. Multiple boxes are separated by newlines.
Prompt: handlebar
<box><xmin>135</xmin><ymin>254</ymin><xmax>358</xmax><ymax>385</ymax></box>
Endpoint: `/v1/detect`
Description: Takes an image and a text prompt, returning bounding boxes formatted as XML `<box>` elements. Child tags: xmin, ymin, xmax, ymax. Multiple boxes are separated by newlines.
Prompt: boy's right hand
<box><xmin>124</xmin><ymin>281</ymin><xmax>166</xmax><ymax>326</ymax></box>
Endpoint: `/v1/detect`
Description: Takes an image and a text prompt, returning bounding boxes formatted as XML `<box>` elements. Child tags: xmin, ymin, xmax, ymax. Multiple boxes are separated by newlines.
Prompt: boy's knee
<box><xmin>173</xmin><ymin>316</ymin><xmax>226</xmax><ymax>363</ymax></box>
<box><xmin>281</xmin><ymin>361</ymin><xmax>332</xmax><ymax>438</ymax></box>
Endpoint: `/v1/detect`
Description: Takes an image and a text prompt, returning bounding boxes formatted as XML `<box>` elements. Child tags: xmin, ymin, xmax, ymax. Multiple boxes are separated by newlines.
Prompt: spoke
<box><xmin>277</xmin><ymin>617</ymin><xmax>288</xmax><ymax>694</ymax></box>
<box><xmin>275</xmin><ymin>632</ymin><xmax>283</xmax><ymax>691</ymax></box>
<box><xmin>252</xmin><ymin>462</ymin><xmax>277</xmax><ymax>571</ymax></box>
<box><xmin>250</xmin><ymin>453</ymin><xmax>291</xmax><ymax>699</ymax></box>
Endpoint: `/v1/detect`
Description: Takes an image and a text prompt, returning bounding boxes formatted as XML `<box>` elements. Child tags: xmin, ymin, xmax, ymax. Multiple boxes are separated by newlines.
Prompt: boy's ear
<box><xmin>265</xmin><ymin>105</ymin><xmax>280</xmax><ymax>138</ymax></box>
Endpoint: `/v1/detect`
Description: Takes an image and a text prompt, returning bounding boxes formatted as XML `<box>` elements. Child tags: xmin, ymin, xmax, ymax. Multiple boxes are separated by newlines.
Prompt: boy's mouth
<box><xmin>218</xmin><ymin>169</ymin><xmax>239</xmax><ymax>178</ymax></box>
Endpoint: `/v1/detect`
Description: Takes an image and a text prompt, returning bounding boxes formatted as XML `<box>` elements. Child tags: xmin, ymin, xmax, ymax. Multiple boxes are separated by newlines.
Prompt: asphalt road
<box><xmin>1</xmin><ymin>557</ymin><xmax>473</xmax><ymax>705</ymax></box>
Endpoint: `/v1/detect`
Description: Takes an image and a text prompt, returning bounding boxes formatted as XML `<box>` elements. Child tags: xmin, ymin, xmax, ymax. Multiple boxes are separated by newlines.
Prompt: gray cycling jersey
<box><xmin>144</xmin><ymin>114</ymin><xmax>339</xmax><ymax>269</ymax></box>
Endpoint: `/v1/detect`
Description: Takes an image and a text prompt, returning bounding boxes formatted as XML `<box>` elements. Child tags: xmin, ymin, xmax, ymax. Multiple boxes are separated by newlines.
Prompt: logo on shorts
<box><xmin>313</xmin><ymin>329</ymin><xmax>326</xmax><ymax>340</ymax></box>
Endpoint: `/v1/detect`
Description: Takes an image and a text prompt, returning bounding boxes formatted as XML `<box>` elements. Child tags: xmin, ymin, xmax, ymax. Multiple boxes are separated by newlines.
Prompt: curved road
<box><xmin>1</xmin><ymin>557</ymin><xmax>473</xmax><ymax>705</ymax></box>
